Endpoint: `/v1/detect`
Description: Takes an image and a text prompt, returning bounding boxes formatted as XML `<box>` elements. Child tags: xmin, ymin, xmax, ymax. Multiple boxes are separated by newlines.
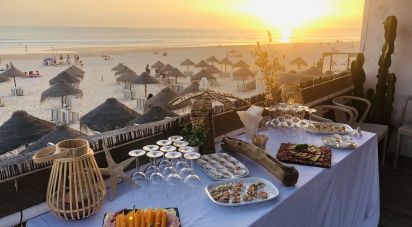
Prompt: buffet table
<box><xmin>26</xmin><ymin>129</ymin><xmax>380</xmax><ymax>227</ymax></box>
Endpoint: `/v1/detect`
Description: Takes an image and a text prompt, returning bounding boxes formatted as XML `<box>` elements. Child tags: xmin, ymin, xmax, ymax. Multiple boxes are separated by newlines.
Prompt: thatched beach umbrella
<box><xmin>128</xmin><ymin>106</ymin><xmax>178</xmax><ymax>125</ymax></box>
<box><xmin>112</xmin><ymin>63</ymin><xmax>126</xmax><ymax>71</ymax></box>
<box><xmin>206</xmin><ymin>56</ymin><xmax>219</xmax><ymax>65</ymax></box>
<box><xmin>115</xmin><ymin>66</ymin><xmax>135</xmax><ymax>76</ymax></box>
<box><xmin>289</xmin><ymin>57</ymin><xmax>308</xmax><ymax>70</ymax></box>
<box><xmin>133</xmin><ymin>72</ymin><xmax>159</xmax><ymax>97</ymax></box>
<box><xmin>116</xmin><ymin>70</ymin><xmax>139</xmax><ymax>91</ymax></box>
<box><xmin>22</xmin><ymin>125</ymin><xmax>86</xmax><ymax>153</ymax></box>
<box><xmin>233</xmin><ymin>60</ymin><xmax>249</xmax><ymax>69</ymax></box>
<box><xmin>0</xmin><ymin>111</ymin><xmax>54</xmax><ymax>154</ymax></box>
<box><xmin>0</xmin><ymin>75</ymin><xmax>10</xmax><ymax>83</ymax></box>
<box><xmin>205</xmin><ymin>65</ymin><xmax>221</xmax><ymax>74</ymax></box>
<box><xmin>168</xmin><ymin>68</ymin><xmax>185</xmax><ymax>84</ymax></box>
<box><xmin>64</xmin><ymin>65</ymin><xmax>85</xmax><ymax>79</ymax></box>
<box><xmin>49</xmin><ymin>71</ymin><xmax>81</xmax><ymax>85</ymax></box>
<box><xmin>180</xmin><ymin>59</ymin><xmax>195</xmax><ymax>71</ymax></box>
<box><xmin>180</xmin><ymin>81</ymin><xmax>199</xmax><ymax>95</ymax></box>
<box><xmin>80</xmin><ymin>98</ymin><xmax>140</xmax><ymax>132</ymax></box>
<box><xmin>41</xmin><ymin>80</ymin><xmax>83</xmax><ymax>108</ymax></box>
<box><xmin>2</xmin><ymin>67</ymin><xmax>26</xmax><ymax>88</ymax></box>
<box><xmin>151</xmin><ymin>61</ymin><xmax>165</xmax><ymax>69</ymax></box>
<box><xmin>195</xmin><ymin>60</ymin><xmax>209</xmax><ymax>70</ymax></box>
<box><xmin>159</xmin><ymin>64</ymin><xmax>175</xmax><ymax>83</ymax></box>
<box><xmin>233</xmin><ymin>67</ymin><xmax>255</xmax><ymax>87</ymax></box>
<box><xmin>144</xmin><ymin>87</ymin><xmax>182</xmax><ymax>112</ymax></box>
<box><xmin>220</xmin><ymin>57</ymin><xmax>233</xmax><ymax>72</ymax></box>
<box><xmin>191</xmin><ymin>69</ymin><xmax>216</xmax><ymax>84</ymax></box>
<box><xmin>159</xmin><ymin>64</ymin><xmax>174</xmax><ymax>74</ymax></box>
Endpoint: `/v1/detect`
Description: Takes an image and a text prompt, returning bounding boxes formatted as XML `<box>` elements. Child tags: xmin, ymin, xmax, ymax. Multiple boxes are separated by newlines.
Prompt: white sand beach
<box><xmin>0</xmin><ymin>42</ymin><xmax>359</xmax><ymax>129</ymax></box>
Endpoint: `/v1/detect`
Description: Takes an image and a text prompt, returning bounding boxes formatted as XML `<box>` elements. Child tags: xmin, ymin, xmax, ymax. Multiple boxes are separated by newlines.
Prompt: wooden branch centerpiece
<box><xmin>221</xmin><ymin>136</ymin><xmax>299</xmax><ymax>187</ymax></box>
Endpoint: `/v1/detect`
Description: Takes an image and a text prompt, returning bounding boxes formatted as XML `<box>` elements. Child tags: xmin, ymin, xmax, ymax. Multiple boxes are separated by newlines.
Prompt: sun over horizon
<box><xmin>0</xmin><ymin>0</ymin><xmax>364</xmax><ymax>32</ymax></box>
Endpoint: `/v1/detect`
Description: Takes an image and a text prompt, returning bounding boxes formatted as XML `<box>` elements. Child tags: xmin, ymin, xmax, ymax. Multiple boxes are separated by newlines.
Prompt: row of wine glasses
<box><xmin>128</xmin><ymin>135</ymin><xmax>202</xmax><ymax>201</ymax></box>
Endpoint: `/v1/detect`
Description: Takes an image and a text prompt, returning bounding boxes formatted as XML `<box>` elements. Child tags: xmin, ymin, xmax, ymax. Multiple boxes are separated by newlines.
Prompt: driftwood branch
<box><xmin>221</xmin><ymin>136</ymin><xmax>299</xmax><ymax>187</ymax></box>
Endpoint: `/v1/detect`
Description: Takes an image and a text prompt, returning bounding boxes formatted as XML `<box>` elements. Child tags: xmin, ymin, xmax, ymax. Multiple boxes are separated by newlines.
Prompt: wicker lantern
<box><xmin>33</xmin><ymin>139</ymin><xmax>106</xmax><ymax>220</ymax></box>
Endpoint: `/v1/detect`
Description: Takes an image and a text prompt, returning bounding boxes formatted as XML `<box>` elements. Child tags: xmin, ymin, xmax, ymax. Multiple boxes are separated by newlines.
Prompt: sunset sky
<box><xmin>0</xmin><ymin>0</ymin><xmax>365</xmax><ymax>31</ymax></box>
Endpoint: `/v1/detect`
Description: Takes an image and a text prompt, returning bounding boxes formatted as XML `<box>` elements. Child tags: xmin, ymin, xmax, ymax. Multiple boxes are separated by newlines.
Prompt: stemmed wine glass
<box><xmin>164</xmin><ymin>151</ymin><xmax>183</xmax><ymax>199</ymax></box>
<box><xmin>146</xmin><ymin>150</ymin><xmax>165</xmax><ymax>198</ymax></box>
<box><xmin>174</xmin><ymin>141</ymin><xmax>189</xmax><ymax>172</ymax></box>
<box><xmin>143</xmin><ymin>145</ymin><xmax>160</xmax><ymax>176</ymax></box>
<box><xmin>178</xmin><ymin>146</ymin><xmax>195</xmax><ymax>179</ymax></box>
<box><xmin>128</xmin><ymin>149</ymin><xmax>147</xmax><ymax>192</ymax></box>
<box><xmin>184</xmin><ymin>151</ymin><xmax>202</xmax><ymax>199</ymax></box>
<box><xmin>157</xmin><ymin>141</ymin><xmax>174</xmax><ymax>172</ymax></box>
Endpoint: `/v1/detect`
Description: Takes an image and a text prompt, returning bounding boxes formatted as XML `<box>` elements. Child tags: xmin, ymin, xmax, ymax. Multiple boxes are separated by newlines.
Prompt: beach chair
<box><xmin>136</xmin><ymin>98</ymin><xmax>146</xmax><ymax>113</ymax></box>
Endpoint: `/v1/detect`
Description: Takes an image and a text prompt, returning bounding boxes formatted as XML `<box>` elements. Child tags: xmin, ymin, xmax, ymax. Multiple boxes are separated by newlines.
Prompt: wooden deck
<box><xmin>380</xmin><ymin>153</ymin><xmax>412</xmax><ymax>226</ymax></box>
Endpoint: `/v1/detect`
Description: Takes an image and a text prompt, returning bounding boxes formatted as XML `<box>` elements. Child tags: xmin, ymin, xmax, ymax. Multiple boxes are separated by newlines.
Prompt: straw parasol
<box><xmin>80</xmin><ymin>98</ymin><xmax>141</xmax><ymax>132</ymax></box>
<box><xmin>151</xmin><ymin>61</ymin><xmax>165</xmax><ymax>69</ymax></box>
<box><xmin>144</xmin><ymin>87</ymin><xmax>184</xmax><ymax>112</ymax></box>
<box><xmin>180</xmin><ymin>58</ymin><xmax>196</xmax><ymax>71</ymax></box>
<box><xmin>0</xmin><ymin>75</ymin><xmax>10</xmax><ymax>83</ymax></box>
<box><xmin>206</xmin><ymin>56</ymin><xmax>219</xmax><ymax>65</ymax></box>
<box><xmin>115</xmin><ymin>66</ymin><xmax>135</xmax><ymax>76</ymax></box>
<box><xmin>233</xmin><ymin>60</ymin><xmax>249</xmax><ymax>68</ymax></box>
<box><xmin>64</xmin><ymin>65</ymin><xmax>85</xmax><ymax>79</ymax></box>
<box><xmin>179</xmin><ymin>81</ymin><xmax>200</xmax><ymax>95</ymax></box>
<box><xmin>168</xmin><ymin>67</ymin><xmax>185</xmax><ymax>84</ymax></box>
<box><xmin>159</xmin><ymin>64</ymin><xmax>175</xmax><ymax>84</ymax></box>
<box><xmin>191</xmin><ymin>69</ymin><xmax>216</xmax><ymax>84</ymax></box>
<box><xmin>0</xmin><ymin>111</ymin><xmax>54</xmax><ymax>154</ymax></box>
<box><xmin>195</xmin><ymin>60</ymin><xmax>209</xmax><ymax>70</ymax></box>
<box><xmin>2</xmin><ymin>67</ymin><xmax>26</xmax><ymax>88</ymax></box>
<box><xmin>49</xmin><ymin>71</ymin><xmax>81</xmax><ymax>85</ymax></box>
<box><xmin>220</xmin><ymin>57</ymin><xmax>233</xmax><ymax>72</ymax></box>
<box><xmin>205</xmin><ymin>65</ymin><xmax>221</xmax><ymax>74</ymax></box>
<box><xmin>128</xmin><ymin>106</ymin><xmax>178</xmax><ymax>125</ymax></box>
<box><xmin>233</xmin><ymin>67</ymin><xmax>255</xmax><ymax>87</ymax></box>
<box><xmin>112</xmin><ymin>63</ymin><xmax>126</xmax><ymax>71</ymax></box>
<box><xmin>133</xmin><ymin>72</ymin><xmax>159</xmax><ymax>97</ymax></box>
<box><xmin>159</xmin><ymin>64</ymin><xmax>174</xmax><ymax>74</ymax></box>
<box><xmin>22</xmin><ymin>125</ymin><xmax>86</xmax><ymax>153</ymax></box>
<box><xmin>289</xmin><ymin>57</ymin><xmax>308</xmax><ymax>70</ymax></box>
<box><xmin>41</xmin><ymin>80</ymin><xmax>83</xmax><ymax>108</ymax></box>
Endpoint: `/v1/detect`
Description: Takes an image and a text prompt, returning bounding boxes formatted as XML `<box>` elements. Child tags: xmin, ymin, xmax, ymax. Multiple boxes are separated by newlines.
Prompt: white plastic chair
<box><xmin>332</xmin><ymin>96</ymin><xmax>388</xmax><ymax>166</ymax></box>
<box><xmin>394</xmin><ymin>97</ymin><xmax>412</xmax><ymax>169</ymax></box>
<box><xmin>310</xmin><ymin>105</ymin><xmax>355</xmax><ymax>124</ymax></box>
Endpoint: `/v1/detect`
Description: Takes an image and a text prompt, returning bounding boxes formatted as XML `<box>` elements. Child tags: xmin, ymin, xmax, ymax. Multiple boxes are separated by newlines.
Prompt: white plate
<box><xmin>322</xmin><ymin>136</ymin><xmax>357</xmax><ymax>149</ymax></box>
<box><xmin>205</xmin><ymin>177</ymin><xmax>279</xmax><ymax>206</ymax></box>
<box><xmin>305</xmin><ymin>122</ymin><xmax>353</xmax><ymax>135</ymax></box>
<box><xmin>197</xmin><ymin>152</ymin><xmax>249</xmax><ymax>180</ymax></box>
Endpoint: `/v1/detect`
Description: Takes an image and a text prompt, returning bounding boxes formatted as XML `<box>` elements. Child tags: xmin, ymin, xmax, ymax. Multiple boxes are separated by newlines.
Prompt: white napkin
<box><xmin>237</xmin><ymin>105</ymin><xmax>263</xmax><ymax>139</ymax></box>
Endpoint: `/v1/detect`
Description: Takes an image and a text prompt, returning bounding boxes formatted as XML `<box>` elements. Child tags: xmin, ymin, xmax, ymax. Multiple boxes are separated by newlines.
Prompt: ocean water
<box><xmin>0</xmin><ymin>26</ymin><xmax>361</xmax><ymax>54</ymax></box>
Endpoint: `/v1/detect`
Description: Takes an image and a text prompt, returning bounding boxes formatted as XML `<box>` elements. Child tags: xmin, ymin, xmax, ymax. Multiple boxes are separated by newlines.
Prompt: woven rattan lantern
<box><xmin>33</xmin><ymin>139</ymin><xmax>106</xmax><ymax>220</ymax></box>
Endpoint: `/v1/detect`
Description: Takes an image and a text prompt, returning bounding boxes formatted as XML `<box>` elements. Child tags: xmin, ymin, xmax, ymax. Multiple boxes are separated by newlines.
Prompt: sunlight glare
<box><xmin>280</xmin><ymin>29</ymin><xmax>291</xmax><ymax>43</ymax></box>
<box><xmin>239</xmin><ymin>0</ymin><xmax>328</xmax><ymax>29</ymax></box>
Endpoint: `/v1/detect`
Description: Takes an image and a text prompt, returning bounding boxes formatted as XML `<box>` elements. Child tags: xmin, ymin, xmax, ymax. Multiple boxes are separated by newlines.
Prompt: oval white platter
<box><xmin>304</xmin><ymin>122</ymin><xmax>353</xmax><ymax>135</ymax></box>
<box><xmin>197</xmin><ymin>152</ymin><xmax>249</xmax><ymax>180</ymax></box>
<box><xmin>205</xmin><ymin>177</ymin><xmax>279</xmax><ymax>207</ymax></box>
<box><xmin>322</xmin><ymin>136</ymin><xmax>357</xmax><ymax>149</ymax></box>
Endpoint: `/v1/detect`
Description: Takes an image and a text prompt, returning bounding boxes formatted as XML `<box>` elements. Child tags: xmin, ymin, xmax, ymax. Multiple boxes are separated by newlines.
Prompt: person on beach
<box><xmin>36</xmin><ymin>71</ymin><xmax>40</xmax><ymax>77</ymax></box>
<box><xmin>145</xmin><ymin>64</ymin><xmax>150</xmax><ymax>74</ymax></box>
<box><xmin>147</xmin><ymin>93</ymin><xmax>153</xmax><ymax>100</ymax></box>
<box><xmin>66</xmin><ymin>54</ymin><xmax>71</xmax><ymax>65</ymax></box>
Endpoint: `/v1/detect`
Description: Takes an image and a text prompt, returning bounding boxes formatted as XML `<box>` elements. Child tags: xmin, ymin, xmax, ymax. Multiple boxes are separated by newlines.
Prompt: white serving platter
<box><xmin>205</xmin><ymin>177</ymin><xmax>279</xmax><ymax>206</ymax></box>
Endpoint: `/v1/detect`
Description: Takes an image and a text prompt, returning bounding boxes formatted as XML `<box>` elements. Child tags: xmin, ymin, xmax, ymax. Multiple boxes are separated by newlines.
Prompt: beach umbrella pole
<box><xmin>13</xmin><ymin>77</ymin><xmax>17</xmax><ymax>88</ymax></box>
<box><xmin>61</xmin><ymin>96</ymin><xmax>64</xmax><ymax>109</ymax></box>
<box><xmin>145</xmin><ymin>84</ymin><xmax>148</xmax><ymax>97</ymax></box>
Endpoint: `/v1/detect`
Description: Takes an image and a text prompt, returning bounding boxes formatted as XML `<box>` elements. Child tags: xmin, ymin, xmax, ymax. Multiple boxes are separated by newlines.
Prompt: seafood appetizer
<box><xmin>197</xmin><ymin>152</ymin><xmax>249</xmax><ymax>180</ymax></box>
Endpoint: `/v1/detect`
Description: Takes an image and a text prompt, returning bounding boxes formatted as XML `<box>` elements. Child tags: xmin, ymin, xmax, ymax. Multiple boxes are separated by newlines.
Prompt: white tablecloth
<box><xmin>27</xmin><ymin>129</ymin><xmax>380</xmax><ymax>227</ymax></box>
